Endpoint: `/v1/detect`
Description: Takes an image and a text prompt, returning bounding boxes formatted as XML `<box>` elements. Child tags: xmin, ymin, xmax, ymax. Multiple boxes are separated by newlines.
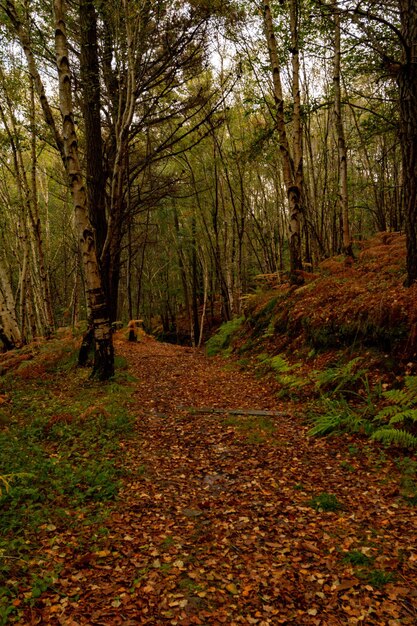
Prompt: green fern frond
<box><xmin>257</xmin><ymin>353</ymin><xmax>271</xmax><ymax>363</ymax></box>
<box><xmin>383</xmin><ymin>389</ymin><xmax>411</xmax><ymax>406</ymax></box>
<box><xmin>375</xmin><ymin>405</ymin><xmax>402</xmax><ymax>420</ymax></box>
<box><xmin>308</xmin><ymin>397</ymin><xmax>369</xmax><ymax>437</ymax></box>
<box><xmin>205</xmin><ymin>317</ymin><xmax>244</xmax><ymax>356</ymax></box>
<box><xmin>315</xmin><ymin>357</ymin><xmax>365</xmax><ymax>396</ymax></box>
<box><xmin>389</xmin><ymin>410</ymin><xmax>417</xmax><ymax>425</ymax></box>
<box><xmin>278</xmin><ymin>374</ymin><xmax>302</xmax><ymax>388</ymax></box>
<box><xmin>372</xmin><ymin>428</ymin><xmax>417</xmax><ymax>449</ymax></box>
<box><xmin>270</xmin><ymin>355</ymin><xmax>292</xmax><ymax>373</ymax></box>
<box><xmin>405</xmin><ymin>376</ymin><xmax>417</xmax><ymax>393</ymax></box>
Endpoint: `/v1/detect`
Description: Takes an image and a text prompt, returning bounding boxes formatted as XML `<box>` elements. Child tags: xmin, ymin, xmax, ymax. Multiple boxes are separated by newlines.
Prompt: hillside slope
<box><xmin>228</xmin><ymin>233</ymin><xmax>416</xmax><ymax>370</ymax></box>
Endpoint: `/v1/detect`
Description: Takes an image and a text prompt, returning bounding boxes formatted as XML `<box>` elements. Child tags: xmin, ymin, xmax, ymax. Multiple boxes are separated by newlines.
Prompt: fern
<box><xmin>269</xmin><ymin>355</ymin><xmax>292</xmax><ymax>373</ymax></box>
<box><xmin>315</xmin><ymin>357</ymin><xmax>366</xmax><ymax>397</ymax></box>
<box><xmin>0</xmin><ymin>472</ymin><xmax>33</xmax><ymax>497</ymax></box>
<box><xmin>389</xmin><ymin>410</ymin><xmax>417</xmax><ymax>425</ymax></box>
<box><xmin>308</xmin><ymin>412</ymin><xmax>343</xmax><ymax>437</ymax></box>
<box><xmin>372</xmin><ymin>377</ymin><xmax>417</xmax><ymax>449</ymax></box>
<box><xmin>372</xmin><ymin>429</ymin><xmax>417</xmax><ymax>448</ymax></box>
<box><xmin>382</xmin><ymin>389</ymin><xmax>409</xmax><ymax>405</ymax></box>
<box><xmin>205</xmin><ymin>317</ymin><xmax>244</xmax><ymax>356</ymax></box>
<box><xmin>377</xmin><ymin>405</ymin><xmax>403</xmax><ymax>419</ymax></box>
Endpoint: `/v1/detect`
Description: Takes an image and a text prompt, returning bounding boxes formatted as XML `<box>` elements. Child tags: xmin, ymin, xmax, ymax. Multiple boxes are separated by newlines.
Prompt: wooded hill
<box><xmin>0</xmin><ymin>0</ymin><xmax>416</xmax><ymax>379</ymax></box>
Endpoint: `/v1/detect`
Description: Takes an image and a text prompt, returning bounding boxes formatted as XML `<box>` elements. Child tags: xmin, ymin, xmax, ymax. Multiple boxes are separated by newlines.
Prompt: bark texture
<box><xmin>333</xmin><ymin>1</ymin><xmax>353</xmax><ymax>258</ymax></box>
<box><xmin>263</xmin><ymin>0</ymin><xmax>304</xmax><ymax>284</ymax></box>
<box><xmin>54</xmin><ymin>0</ymin><xmax>114</xmax><ymax>379</ymax></box>
<box><xmin>398</xmin><ymin>0</ymin><xmax>417</xmax><ymax>286</ymax></box>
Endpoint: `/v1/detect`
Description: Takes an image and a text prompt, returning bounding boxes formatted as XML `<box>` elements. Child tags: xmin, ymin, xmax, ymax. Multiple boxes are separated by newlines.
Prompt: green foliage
<box><xmin>342</xmin><ymin>550</ymin><xmax>373</xmax><ymax>566</ymax></box>
<box><xmin>308</xmin><ymin>492</ymin><xmax>343</xmax><ymax>512</ymax></box>
<box><xmin>372</xmin><ymin>377</ymin><xmax>417</xmax><ymax>449</ymax></box>
<box><xmin>246</xmin><ymin>296</ymin><xmax>287</xmax><ymax>338</ymax></box>
<box><xmin>205</xmin><ymin>317</ymin><xmax>244</xmax><ymax>356</ymax></box>
<box><xmin>0</xmin><ymin>475</ymin><xmax>11</xmax><ymax>497</ymax></box>
<box><xmin>257</xmin><ymin>352</ymin><xmax>307</xmax><ymax>397</ymax></box>
<box><xmin>308</xmin><ymin>397</ymin><xmax>372</xmax><ymax>437</ymax></box>
<box><xmin>315</xmin><ymin>357</ymin><xmax>366</xmax><ymax>396</ymax></box>
<box><xmin>340</xmin><ymin>460</ymin><xmax>356</xmax><ymax>472</ymax></box>
<box><xmin>303</xmin><ymin>318</ymin><xmax>408</xmax><ymax>352</ymax></box>
<box><xmin>364</xmin><ymin>569</ymin><xmax>394</xmax><ymax>588</ymax></box>
<box><xmin>0</xmin><ymin>344</ymin><xmax>135</xmax><ymax>616</ymax></box>
<box><xmin>372</xmin><ymin>428</ymin><xmax>417</xmax><ymax>448</ymax></box>
<box><xmin>223</xmin><ymin>414</ymin><xmax>275</xmax><ymax>444</ymax></box>
<box><xmin>342</xmin><ymin>551</ymin><xmax>393</xmax><ymax>588</ymax></box>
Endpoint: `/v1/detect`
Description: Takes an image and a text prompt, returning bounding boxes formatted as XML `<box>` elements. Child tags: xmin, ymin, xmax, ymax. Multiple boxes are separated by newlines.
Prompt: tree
<box><xmin>332</xmin><ymin>0</ymin><xmax>353</xmax><ymax>257</ymax></box>
<box><xmin>396</xmin><ymin>0</ymin><xmax>417</xmax><ymax>286</ymax></box>
<box><xmin>54</xmin><ymin>0</ymin><xmax>114</xmax><ymax>379</ymax></box>
<box><xmin>262</xmin><ymin>0</ymin><xmax>304</xmax><ymax>284</ymax></box>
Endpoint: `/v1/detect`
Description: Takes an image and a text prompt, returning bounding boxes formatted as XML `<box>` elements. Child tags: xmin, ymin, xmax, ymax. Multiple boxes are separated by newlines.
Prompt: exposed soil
<box><xmin>20</xmin><ymin>334</ymin><xmax>417</xmax><ymax>625</ymax></box>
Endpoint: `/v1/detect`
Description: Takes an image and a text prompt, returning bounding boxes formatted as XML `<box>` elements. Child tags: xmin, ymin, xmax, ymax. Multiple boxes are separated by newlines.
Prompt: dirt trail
<box><xmin>28</xmin><ymin>337</ymin><xmax>417</xmax><ymax>625</ymax></box>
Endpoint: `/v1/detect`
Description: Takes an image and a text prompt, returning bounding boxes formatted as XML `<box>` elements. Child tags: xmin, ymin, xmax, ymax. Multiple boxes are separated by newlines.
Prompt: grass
<box><xmin>341</xmin><ymin>549</ymin><xmax>394</xmax><ymax>588</ymax></box>
<box><xmin>0</xmin><ymin>338</ymin><xmax>135</xmax><ymax>623</ymax></box>
<box><xmin>342</xmin><ymin>550</ymin><xmax>374</xmax><ymax>566</ymax></box>
<box><xmin>308</xmin><ymin>492</ymin><xmax>343</xmax><ymax>512</ymax></box>
<box><xmin>365</xmin><ymin>569</ymin><xmax>394</xmax><ymax>588</ymax></box>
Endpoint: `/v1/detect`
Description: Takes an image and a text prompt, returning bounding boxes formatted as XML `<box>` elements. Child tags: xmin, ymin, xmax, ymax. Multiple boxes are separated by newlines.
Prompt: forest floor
<box><xmin>5</xmin><ymin>332</ymin><xmax>416</xmax><ymax>626</ymax></box>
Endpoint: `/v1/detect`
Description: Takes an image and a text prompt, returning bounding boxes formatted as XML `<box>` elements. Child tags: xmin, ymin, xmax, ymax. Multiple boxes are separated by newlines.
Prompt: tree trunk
<box><xmin>28</xmin><ymin>73</ymin><xmax>55</xmax><ymax>336</ymax></box>
<box><xmin>0</xmin><ymin>257</ymin><xmax>21</xmax><ymax>349</ymax></box>
<box><xmin>79</xmin><ymin>0</ymin><xmax>107</xmax><ymax>258</ymax></box>
<box><xmin>263</xmin><ymin>0</ymin><xmax>304</xmax><ymax>284</ymax></box>
<box><xmin>54</xmin><ymin>0</ymin><xmax>114</xmax><ymax>380</ymax></box>
<box><xmin>398</xmin><ymin>0</ymin><xmax>417</xmax><ymax>286</ymax></box>
<box><xmin>333</xmin><ymin>1</ymin><xmax>353</xmax><ymax>258</ymax></box>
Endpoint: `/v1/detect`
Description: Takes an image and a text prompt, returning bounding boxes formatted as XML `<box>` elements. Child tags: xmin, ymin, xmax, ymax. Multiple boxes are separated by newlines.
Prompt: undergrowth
<box><xmin>0</xmin><ymin>340</ymin><xmax>135</xmax><ymax>623</ymax></box>
<box><xmin>256</xmin><ymin>352</ymin><xmax>307</xmax><ymax>398</ymax></box>
<box><xmin>308</xmin><ymin>357</ymin><xmax>380</xmax><ymax>439</ymax></box>
<box><xmin>205</xmin><ymin>317</ymin><xmax>244</xmax><ymax>356</ymax></box>
<box><xmin>372</xmin><ymin>376</ymin><xmax>417</xmax><ymax>448</ymax></box>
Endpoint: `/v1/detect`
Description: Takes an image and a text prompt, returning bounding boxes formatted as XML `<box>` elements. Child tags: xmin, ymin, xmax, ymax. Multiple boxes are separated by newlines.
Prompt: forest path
<box><xmin>34</xmin><ymin>337</ymin><xmax>417</xmax><ymax>625</ymax></box>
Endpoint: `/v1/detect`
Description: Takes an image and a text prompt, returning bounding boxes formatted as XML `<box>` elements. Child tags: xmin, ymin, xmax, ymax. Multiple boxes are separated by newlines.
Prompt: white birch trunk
<box><xmin>0</xmin><ymin>257</ymin><xmax>21</xmax><ymax>349</ymax></box>
<box><xmin>54</xmin><ymin>0</ymin><xmax>114</xmax><ymax>379</ymax></box>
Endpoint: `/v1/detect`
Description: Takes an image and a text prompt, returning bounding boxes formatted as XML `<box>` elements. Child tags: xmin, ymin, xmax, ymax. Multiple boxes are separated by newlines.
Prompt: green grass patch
<box><xmin>178</xmin><ymin>576</ymin><xmax>202</xmax><ymax>593</ymax></box>
<box><xmin>308</xmin><ymin>492</ymin><xmax>343</xmax><ymax>512</ymax></box>
<box><xmin>342</xmin><ymin>550</ymin><xmax>374</xmax><ymax>566</ymax></box>
<box><xmin>359</xmin><ymin>569</ymin><xmax>394</xmax><ymax>588</ymax></box>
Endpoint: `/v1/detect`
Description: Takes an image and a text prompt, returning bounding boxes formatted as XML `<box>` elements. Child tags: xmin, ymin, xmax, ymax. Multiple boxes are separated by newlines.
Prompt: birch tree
<box><xmin>262</xmin><ymin>0</ymin><xmax>304</xmax><ymax>283</ymax></box>
<box><xmin>54</xmin><ymin>0</ymin><xmax>114</xmax><ymax>379</ymax></box>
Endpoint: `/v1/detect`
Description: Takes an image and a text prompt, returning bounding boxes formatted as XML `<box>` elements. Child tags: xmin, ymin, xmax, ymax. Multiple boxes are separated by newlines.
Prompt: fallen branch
<box><xmin>176</xmin><ymin>406</ymin><xmax>289</xmax><ymax>417</ymax></box>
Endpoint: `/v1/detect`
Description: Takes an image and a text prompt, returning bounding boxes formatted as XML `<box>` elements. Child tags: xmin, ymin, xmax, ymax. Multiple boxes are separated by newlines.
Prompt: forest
<box><xmin>0</xmin><ymin>0</ymin><xmax>415</xmax><ymax>370</ymax></box>
<box><xmin>1</xmin><ymin>0</ymin><xmax>417</xmax><ymax>624</ymax></box>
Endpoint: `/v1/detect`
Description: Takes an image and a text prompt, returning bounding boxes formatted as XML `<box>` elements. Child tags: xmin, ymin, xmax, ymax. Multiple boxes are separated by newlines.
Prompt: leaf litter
<box><xmin>15</xmin><ymin>334</ymin><xmax>417</xmax><ymax>625</ymax></box>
